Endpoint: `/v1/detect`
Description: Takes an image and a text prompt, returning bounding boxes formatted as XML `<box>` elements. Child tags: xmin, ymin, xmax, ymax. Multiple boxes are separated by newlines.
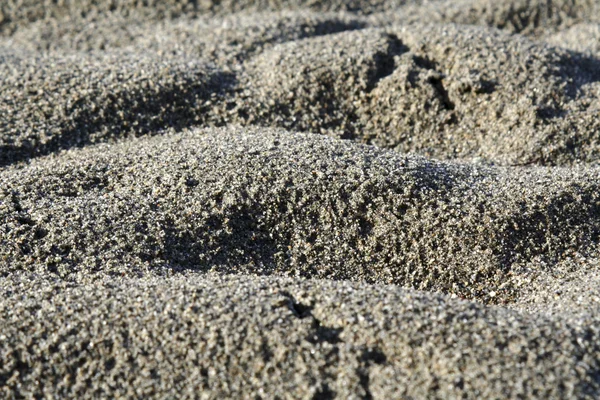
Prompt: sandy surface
<box><xmin>1</xmin><ymin>1</ymin><xmax>600</xmax><ymax>398</ymax></box>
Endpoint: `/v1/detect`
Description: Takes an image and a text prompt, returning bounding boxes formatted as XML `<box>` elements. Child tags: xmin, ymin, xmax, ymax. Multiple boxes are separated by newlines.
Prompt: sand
<box><xmin>1</xmin><ymin>0</ymin><xmax>600</xmax><ymax>398</ymax></box>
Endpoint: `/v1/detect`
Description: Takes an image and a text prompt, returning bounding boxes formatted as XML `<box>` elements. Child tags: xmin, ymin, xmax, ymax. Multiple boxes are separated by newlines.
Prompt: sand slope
<box><xmin>1</xmin><ymin>0</ymin><xmax>600</xmax><ymax>398</ymax></box>
<box><xmin>2</xmin><ymin>273</ymin><xmax>600</xmax><ymax>399</ymax></box>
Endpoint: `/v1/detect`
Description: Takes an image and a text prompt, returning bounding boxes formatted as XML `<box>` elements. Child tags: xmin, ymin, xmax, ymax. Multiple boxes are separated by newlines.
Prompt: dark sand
<box><xmin>1</xmin><ymin>1</ymin><xmax>600</xmax><ymax>398</ymax></box>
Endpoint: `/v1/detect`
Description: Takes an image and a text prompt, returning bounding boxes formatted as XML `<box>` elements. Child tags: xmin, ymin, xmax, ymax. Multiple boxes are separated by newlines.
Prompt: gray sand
<box><xmin>2</xmin><ymin>273</ymin><xmax>599</xmax><ymax>399</ymax></box>
<box><xmin>1</xmin><ymin>0</ymin><xmax>600</xmax><ymax>398</ymax></box>
<box><xmin>3</xmin><ymin>127</ymin><xmax>600</xmax><ymax>305</ymax></box>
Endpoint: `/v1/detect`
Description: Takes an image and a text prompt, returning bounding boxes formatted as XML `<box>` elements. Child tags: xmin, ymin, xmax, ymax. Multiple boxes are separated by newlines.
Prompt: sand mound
<box><xmin>1</xmin><ymin>273</ymin><xmax>599</xmax><ymax>399</ymax></box>
<box><xmin>239</xmin><ymin>24</ymin><xmax>600</xmax><ymax>164</ymax></box>
<box><xmin>545</xmin><ymin>22</ymin><xmax>600</xmax><ymax>55</ymax></box>
<box><xmin>0</xmin><ymin>48</ymin><xmax>227</xmax><ymax>165</ymax></box>
<box><xmin>1</xmin><ymin>0</ymin><xmax>600</xmax><ymax>398</ymax></box>
<box><xmin>3</xmin><ymin>17</ymin><xmax>600</xmax><ymax>166</ymax></box>
<box><xmin>2</xmin><ymin>126</ymin><xmax>600</xmax><ymax>305</ymax></box>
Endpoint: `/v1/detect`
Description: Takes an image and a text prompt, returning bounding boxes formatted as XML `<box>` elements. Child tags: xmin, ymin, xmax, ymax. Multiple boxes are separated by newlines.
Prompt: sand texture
<box><xmin>1</xmin><ymin>1</ymin><xmax>600</xmax><ymax>399</ymax></box>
